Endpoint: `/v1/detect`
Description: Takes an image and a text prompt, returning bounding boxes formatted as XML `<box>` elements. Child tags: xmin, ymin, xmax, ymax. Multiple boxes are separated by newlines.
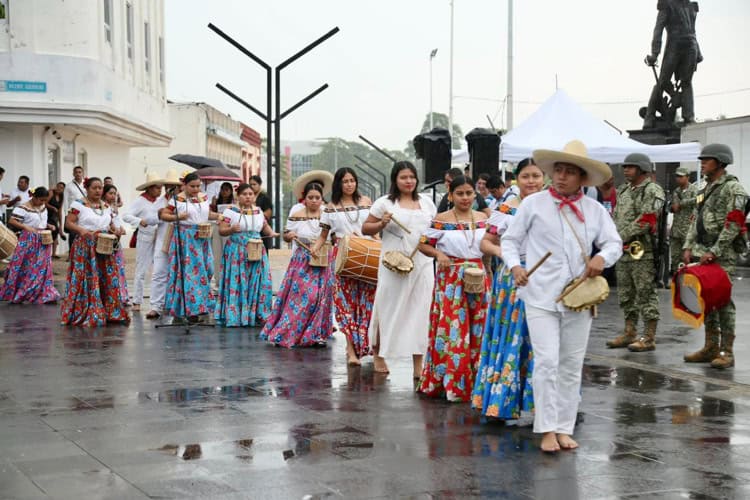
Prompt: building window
<box><xmin>144</xmin><ymin>21</ymin><xmax>151</xmax><ymax>72</ymax></box>
<box><xmin>0</xmin><ymin>0</ymin><xmax>8</xmax><ymax>21</ymax></box>
<box><xmin>126</xmin><ymin>3</ymin><xmax>134</xmax><ymax>61</ymax></box>
<box><xmin>103</xmin><ymin>0</ymin><xmax>113</xmax><ymax>44</ymax></box>
<box><xmin>159</xmin><ymin>37</ymin><xmax>165</xmax><ymax>84</ymax></box>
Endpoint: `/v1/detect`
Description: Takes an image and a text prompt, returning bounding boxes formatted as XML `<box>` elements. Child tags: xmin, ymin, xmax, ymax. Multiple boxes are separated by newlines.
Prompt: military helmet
<box><xmin>698</xmin><ymin>143</ymin><xmax>733</xmax><ymax>165</ymax></box>
<box><xmin>674</xmin><ymin>167</ymin><xmax>690</xmax><ymax>177</ymax></box>
<box><xmin>620</xmin><ymin>152</ymin><xmax>653</xmax><ymax>173</ymax></box>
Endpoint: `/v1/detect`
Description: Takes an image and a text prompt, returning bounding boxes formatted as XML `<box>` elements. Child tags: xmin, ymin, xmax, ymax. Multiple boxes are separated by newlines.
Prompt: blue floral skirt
<box><xmin>0</xmin><ymin>230</ymin><xmax>60</xmax><ymax>304</ymax></box>
<box><xmin>164</xmin><ymin>225</ymin><xmax>214</xmax><ymax>318</ymax></box>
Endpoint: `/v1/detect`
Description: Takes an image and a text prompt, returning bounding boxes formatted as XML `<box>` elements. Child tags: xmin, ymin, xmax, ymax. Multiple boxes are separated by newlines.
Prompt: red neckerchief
<box><xmin>549</xmin><ymin>187</ymin><xmax>585</xmax><ymax>222</ymax></box>
<box><xmin>141</xmin><ymin>192</ymin><xmax>158</xmax><ymax>203</ymax></box>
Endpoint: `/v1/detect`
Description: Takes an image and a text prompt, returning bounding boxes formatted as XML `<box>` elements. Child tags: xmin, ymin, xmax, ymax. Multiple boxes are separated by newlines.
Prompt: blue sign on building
<box><xmin>0</xmin><ymin>80</ymin><xmax>47</xmax><ymax>93</ymax></box>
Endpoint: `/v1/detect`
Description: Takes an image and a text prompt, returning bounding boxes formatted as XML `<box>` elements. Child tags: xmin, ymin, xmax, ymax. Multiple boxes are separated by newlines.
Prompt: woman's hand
<box><xmin>435</xmin><ymin>251</ymin><xmax>452</xmax><ymax>269</ymax></box>
<box><xmin>231</xmin><ymin>223</ymin><xmax>241</xmax><ymax>233</ymax></box>
<box><xmin>380</xmin><ymin>211</ymin><xmax>393</xmax><ymax>228</ymax></box>
<box><xmin>178</xmin><ymin>211</ymin><xmax>188</xmax><ymax>221</ymax></box>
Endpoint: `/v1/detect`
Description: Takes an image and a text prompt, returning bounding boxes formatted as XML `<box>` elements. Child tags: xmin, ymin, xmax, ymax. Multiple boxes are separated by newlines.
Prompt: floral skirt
<box><xmin>332</xmin><ymin>245</ymin><xmax>375</xmax><ymax>358</ymax></box>
<box><xmin>260</xmin><ymin>246</ymin><xmax>335</xmax><ymax>347</ymax></box>
<box><xmin>214</xmin><ymin>232</ymin><xmax>273</xmax><ymax>327</ymax></box>
<box><xmin>418</xmin><ymin>258</ymin><xmax>489</xmax><ymax>402</ymax></box>
<box><xmin>60</xmin><ymin>233</ymin><xmax>129</xmax><ymax>326</ymax></box>
<box><xmin>471</xmin><ymin>265</ymin><xmax>534</xmax><ymax>419</ymax></box>
<box><xmin>115</xmin><ymin>247</ymin><xmax>129</xmax><ymax>304</ymax></box>
<box><xmin>0</xmin><ymin>230</ymin><xmax>60</xmax><ymax>304</ymax></box>
<box><xmin>164</xmin><ymin>225</ymin><xmax>214</xmax><ymax>318</ymax></box>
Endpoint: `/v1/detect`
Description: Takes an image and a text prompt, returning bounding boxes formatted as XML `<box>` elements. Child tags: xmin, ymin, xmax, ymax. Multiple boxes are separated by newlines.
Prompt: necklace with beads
<box><xmin>453</xmin><ymin>208</ymin><xmax>476</xmax><ymax>248</ymax></box>
<box><xmin>85</xmin><ymin>197</ymin><xmax>104</xmax><ymax>216</ymax></box>
<box><xmin>339</xmin><ymin>200</ymin><xmax>360</xmax><ymax>224</ymax></box>
<box><xmin>240</xmin><ymin>205</ymin><xmax>255</xmax><ymax>232</ymax></box>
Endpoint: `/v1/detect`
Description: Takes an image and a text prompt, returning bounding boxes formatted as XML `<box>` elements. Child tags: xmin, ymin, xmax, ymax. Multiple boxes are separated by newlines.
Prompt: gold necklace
<box><xmin>453</xmin><ymin>208</ymin><xmax>476</xmax><ymax>248</ymax></box>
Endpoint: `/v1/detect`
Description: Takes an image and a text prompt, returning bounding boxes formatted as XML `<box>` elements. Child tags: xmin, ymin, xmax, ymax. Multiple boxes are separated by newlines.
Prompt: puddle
<box><xmin>154</xmin><ymin>438</ymin><xmax>254</xmax><ymax>461</ymax></box>
<box><xmin>613</xmin><ymin>398</ymin><xmax>735</xmax><ymax>425</ymax></box>
<box><xmin>584</xmin><ymin>365</ymin><xmax>697</xmax><ymax>394</ymax></box>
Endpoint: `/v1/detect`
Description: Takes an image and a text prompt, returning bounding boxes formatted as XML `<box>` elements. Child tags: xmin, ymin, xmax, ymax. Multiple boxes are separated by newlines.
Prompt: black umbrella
<box><xmin>194</xmin><ymin>166</ymin><xmax>241</xmax><ymax>182</ymax></box>
<box><xmin>169</xmin><ymin>153</ymin><xmax>227</xmax><ymax>170</ymax></box>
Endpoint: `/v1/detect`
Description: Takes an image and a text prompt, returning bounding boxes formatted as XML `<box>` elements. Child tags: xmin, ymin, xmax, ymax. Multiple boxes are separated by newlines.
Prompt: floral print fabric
<box><xmin>164</xmin><ymin>225</ymin><xmax>214</xmax><ymax>318</ymax></box>
<box><xmin>471</xmin><ymin>266</ymin><xmax>534</xmax><ymax>419</ymax></box>
<box><xmin>332</xmin><ymin>245</ymin><xmax>375</xmax><ymax>358</ymax></box>
<box><xmin>214</xmin><ymin>231</ymin><xmax>272</xmax><ymax>327</ymax></box>
<box><xmin>0</xmin><ymin>231</ymin><xmax>60</xmax><ymax>304</ymax></box>
<box><xmin>60</xmin><ymin>233</ymin><xmax>129</xmax><ymax>326</ymax></box>
<box><xmin>418</xmin><ymin>258</ymin><xmax>489</xmax><ymax>402</ymax></box>
<box><xmin>260</xmin><ymin>246</ymin><xmax>335</xmax><ymax>346</ymax></box>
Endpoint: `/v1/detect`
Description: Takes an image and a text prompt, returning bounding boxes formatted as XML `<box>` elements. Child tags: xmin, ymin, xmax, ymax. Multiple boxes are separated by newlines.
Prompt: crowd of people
<box><xmin>0</xmin><ymin>140</ymin><xmax>746</xmax><ymax>452</ymax></box>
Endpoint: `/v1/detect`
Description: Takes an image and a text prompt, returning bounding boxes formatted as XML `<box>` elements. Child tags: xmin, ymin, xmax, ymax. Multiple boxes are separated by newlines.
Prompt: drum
<box><xmin>40</xmin><ymin>230</ymin><xmax>53</xmax><ymax>245</ymax></box>
<box><xmin>560</xmin><ymin>276</ymin><xmax>610</xmax><ymax>312</ymax></box>
<box><xmin>463</xmin><ymin>267</ymin><xmax>486</xmax><ymax>294</ymax></box>
<box><xmin>197</xmin><ymin>222</ymin><xmax>212</xmax><ymax>239</ymax></box>
<box><xmin>671</xmin><ymin>263</ymin><xmax>732</xmax><ymax>328</ymax></box>
<box><xmin>0</xmin><ymin>221</ymin><xmax>18</xmax><ymax>260</ymax></box>
<box><xmin>334</xmin><ymin>235</ymin><xmax>381</xmax><ymax>285</ymax></box>
<box><xmin>162</xmin><ymin>224</ymin><xmax>173</xmax><ymax>253</ymax></box>
<box><xmin>96</xmin><ymin>233</ymin><xmax>116</xmax><ymax>255</ymax></box>
<box><xmin>246</xmin><ymin>238</ymin><xmax>263</xmax><ymax>262</ymax></box>
<box><xmin>309</xmin><ymin>241</ymin><xmax>330</xmax><ymax>268</ymax></box>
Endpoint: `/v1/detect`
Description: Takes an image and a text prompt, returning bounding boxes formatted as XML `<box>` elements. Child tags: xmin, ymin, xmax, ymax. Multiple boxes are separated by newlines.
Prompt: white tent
<box><xmin>453</xmin><ymin>89</ymin><xmax>701</xmax><ymax>165</ymax></box>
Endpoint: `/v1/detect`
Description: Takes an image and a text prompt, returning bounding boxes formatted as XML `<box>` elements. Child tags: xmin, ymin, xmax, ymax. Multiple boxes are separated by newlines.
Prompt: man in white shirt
<box><xmin>502</xmin><ymin>140</ymin><xmax>622</xmax><ymax>453</ymax></box>
<box><xmin>63</xmin><ymin>166</ymin><xmax>86</xmax><ymax>252</ymax></box>
<box><xmin>8</xmin><ymin>175</ymin><xmax>32</xmax><ymax>208</ymax></box>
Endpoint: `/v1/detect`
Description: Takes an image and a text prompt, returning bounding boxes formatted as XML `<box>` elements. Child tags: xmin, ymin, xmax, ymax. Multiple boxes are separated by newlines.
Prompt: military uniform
<box><xmin>607</xmin><ymin>154</ymin><xmax>665</xmax><ymax>351</ymax></box>
<box><xmin>683</xmin><ymin>146</ymin><xmax>748</xmax><ymax>368</ymax></box>
<box><xmin>669</xmin><ymin>172</ymin><xmax>698</xmax><ymax>274</ymax></box>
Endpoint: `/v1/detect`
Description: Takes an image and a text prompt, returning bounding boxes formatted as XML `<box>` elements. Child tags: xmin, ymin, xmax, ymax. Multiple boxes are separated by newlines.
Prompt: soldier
<box><xmin>683</xmin><ymin>144</ymin><xmax>748</xmax><ymax>369</ymax></box>
<box><xmin>607</xmin><ymin>153</ymin><xmax>665</xmax><ymax>352</ymax></box>
<box><xmin>669</xmin><ymin>167</ymin><xmax>698</xmax><ymax>276</ymax></box>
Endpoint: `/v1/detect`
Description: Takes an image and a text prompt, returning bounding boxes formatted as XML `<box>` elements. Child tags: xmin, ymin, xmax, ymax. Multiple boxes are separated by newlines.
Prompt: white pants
<box><xmin>526</xmin><ymin>305</ymin><xmax>592</xmax><ymax>435</ymax></box>
<box><xmin>150</xmin><ymin>251</ymin><xmax>169</xmax><ymax>313</ymax></box>
<box><xmin>132</xmin><ymin>233</ymin><xmax>156</xmax><ymax>305</ymax></box>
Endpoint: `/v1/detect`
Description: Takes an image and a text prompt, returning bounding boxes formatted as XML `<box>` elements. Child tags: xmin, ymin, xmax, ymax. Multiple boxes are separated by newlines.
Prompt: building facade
<box><xmin>0</xmin><ymin>0</ymin><xmax>170</xmax><ymax>202</ymax></box>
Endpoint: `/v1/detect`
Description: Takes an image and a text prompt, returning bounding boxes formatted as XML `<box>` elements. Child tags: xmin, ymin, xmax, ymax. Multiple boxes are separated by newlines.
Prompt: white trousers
<box><xmin>150</xmin><ymin>251</ymin><xmax>169</xmax><ymax>313</ymax></box>
<box><xmin>132</xmin><ymin>234</ymin><xmax>156</xmax><ymax>305</ymax></box>
<box><xmin>525</xmin><ymin>305</ymin><xmax>592</xmax><ymax>435</ymax></box>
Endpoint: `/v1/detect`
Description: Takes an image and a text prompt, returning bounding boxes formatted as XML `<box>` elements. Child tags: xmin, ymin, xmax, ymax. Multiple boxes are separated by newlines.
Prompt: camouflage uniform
<box><xmin>608</xmin><ymin>178</ymin><xmax>665</xmax><ymax>350</ymax></box>
<box><xmin>669</xmin><ymin>181</ymin><xmax>698</xmax><ymax>274</ymax></box>
<box><xmin>683</xmin><ymin>172</ymin><xmax>748</xmax><ymax>367</ymax></box>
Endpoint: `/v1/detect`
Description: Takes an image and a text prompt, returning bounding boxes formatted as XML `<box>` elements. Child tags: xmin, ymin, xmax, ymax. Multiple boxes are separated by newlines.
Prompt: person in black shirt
<box><xmin>249</xmin><ymin>175</ymin><xmax>274</xmax><ymax>250</ymax></box>
<box><xmin>437</xmin><ymin>168</ymin><xmax>491</xmax><ymax>215</ymax></box>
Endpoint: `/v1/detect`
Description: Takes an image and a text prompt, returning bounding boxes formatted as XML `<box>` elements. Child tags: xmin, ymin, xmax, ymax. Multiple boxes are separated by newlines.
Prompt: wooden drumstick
<box><xmin>388</xmin><ymin>215</ymin><xmax>411</xmax><ymax>234</ymax></box>
<box><xmin>555</xmin><ymin>272</ymin><xmax>587</xmax><ymax>303</ymax></box>
<box><xmin>294</xmin><ymin>238</ymin><xmax>313</xmax><ymax>253</ymax></box>
<box><xmin>526</xmin><ymin>251</ymin><xmax>552</xmax><ymax>278</ymax></box>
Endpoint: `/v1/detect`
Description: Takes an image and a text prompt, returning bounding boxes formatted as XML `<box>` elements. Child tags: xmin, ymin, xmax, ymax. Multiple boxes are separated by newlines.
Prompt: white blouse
<box><xmin>167</xmin><ymin>193</ymin><xmax>210</xmax><ymax>226</ymax></box>
<box><xmin>286</xmin><ymin>215</ymin><xmax>322</xmax><ymax>245</ymax></box>
<box><xmin>69</xmin><ymin>199</ymin><xmax>113</xmax><ymax>232</ymax></box>
<box><xmin>11</xmin><ymin>204</ymin><xmax>48</xmax><ymax>229</ymax></box>
<box><xmin>320</xmin><ymin>204</ymin><xmax>371</xmax><ymax>237</ymax></box>
<box><xmin>421</xmin><ymin>218</ymin><xmax>488</xmax><ymax>260</ymax></box>
<box><xmin>221</xmin><ymin>206</ymin><xmax>264</xmax><ymax>234</ymax></box>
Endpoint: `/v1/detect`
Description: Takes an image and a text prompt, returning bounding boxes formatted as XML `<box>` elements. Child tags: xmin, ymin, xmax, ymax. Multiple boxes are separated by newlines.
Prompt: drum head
<box><xmin>334</xmin><ymin>235</ymin><xmax>349</xmax><ymax>274</ymax></box>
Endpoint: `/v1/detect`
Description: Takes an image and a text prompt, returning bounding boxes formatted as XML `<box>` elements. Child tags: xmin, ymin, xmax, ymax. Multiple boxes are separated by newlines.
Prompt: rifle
<box><xmin>653</xmin><ymin>190</ymin><xmax>671</xmax><ymax>287</ymax></box>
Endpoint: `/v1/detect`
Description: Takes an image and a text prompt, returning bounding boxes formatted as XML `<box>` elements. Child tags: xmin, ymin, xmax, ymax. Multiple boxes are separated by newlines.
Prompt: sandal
<box><xmin>146</xmin><ymin>310</ymin><xmax>161</xmax><ymax>319</ymax></box>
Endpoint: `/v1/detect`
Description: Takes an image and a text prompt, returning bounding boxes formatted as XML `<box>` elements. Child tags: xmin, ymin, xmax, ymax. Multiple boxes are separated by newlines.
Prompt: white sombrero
<box><xmin>162</xmin><ymin>168</ymin><xmax>183</xmax><ymax>186</ymax></box>
<box><xmin>292</xmin><ymin>170</ymin><xmax>334</xmax><ymax>201</ymax></box>
<box><xmin>136</xmin><ymin>171</ymin><xmax>164</xmax><ymax>191</ymax></box>
<box><xmin>533</xmin><ymin>140</ymin><xmax>611</xmax><ymax>187</ymax></box>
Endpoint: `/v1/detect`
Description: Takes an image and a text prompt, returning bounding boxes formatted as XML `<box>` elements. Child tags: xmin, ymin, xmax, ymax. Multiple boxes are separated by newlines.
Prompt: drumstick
<box><xmin>526</xmin><ymin>251</ymin><xmax>552</xmax><ymax>278</ymax></box>
<box><xmin>555</xmin><ymin>272</ymin><xmax>587</xmax><ymax>303</ymax></box>
<box><xmin>294</xmin><ymin>238</ymin><xmax>313</xmax><ymax>253</ymax></box>
<box><xmin>388</xmin><ymin>215</ymin><xmax>411</xmax><ymax>234</ymax></box>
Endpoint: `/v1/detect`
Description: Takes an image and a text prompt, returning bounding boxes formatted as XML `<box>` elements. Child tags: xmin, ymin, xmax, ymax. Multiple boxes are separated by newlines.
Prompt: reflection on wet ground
<box><xmin>3</xmin><ymin>289</ymin><xmax>750</xmax><ymax>499</ymax></box>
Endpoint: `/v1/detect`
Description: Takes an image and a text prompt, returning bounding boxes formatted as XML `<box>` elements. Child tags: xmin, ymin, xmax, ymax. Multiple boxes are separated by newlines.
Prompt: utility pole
<box><xmin>448</xmin><ymin>0</ymin><xmax>455</xmax><ymax>141</ymax></box>
<box><xmin>506</xmin><ymin>0</ymin><xmax>514</xmax><ymax>130</ymax></box>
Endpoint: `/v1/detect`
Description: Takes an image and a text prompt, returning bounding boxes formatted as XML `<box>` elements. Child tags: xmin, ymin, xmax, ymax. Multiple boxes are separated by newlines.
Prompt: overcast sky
<box><xmin>165</xmin><ymin>0</ymin><xmax>750</xmax><ymax>151</ymax></box>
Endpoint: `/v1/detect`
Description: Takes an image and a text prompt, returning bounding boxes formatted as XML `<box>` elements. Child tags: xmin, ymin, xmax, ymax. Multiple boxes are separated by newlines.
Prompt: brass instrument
<box><xmin>626</xmin><ymin>241</ymin><xmax>645</xmax><ymax>260</ymax></box>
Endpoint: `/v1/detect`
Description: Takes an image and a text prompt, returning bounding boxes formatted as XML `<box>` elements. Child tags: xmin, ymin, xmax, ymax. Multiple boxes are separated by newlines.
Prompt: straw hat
<box><xmin>162</xmin><ymin>168</ymin><xmax>183</xmax><ymax>186</ymax></box>
<box><xmin>292</xmin><ymin>170</ymin><xmax>334</xmax><ymax>200</ymax></box>
<box><xmin>533</xmin><ymin>140</ymin><xmax>611</xmax><ymax>187</ymax></box>
<box><xmin>136</xmin><ymin>171</ymin><xmax>164</xmax><ymax>191</ymax></box>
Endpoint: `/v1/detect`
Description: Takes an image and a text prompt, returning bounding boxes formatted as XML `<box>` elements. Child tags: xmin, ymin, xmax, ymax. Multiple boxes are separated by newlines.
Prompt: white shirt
<box><xmin>422</xmin><ymin>217</ymin><xmax>488</xmax><ymax>260</ymax></box>
<box><xmin>221</xmin><ymin>206</ymin><xmax>264</xmax><ymax>234</ymax></box>
<box><xmin>167</xmin><ymin>193</ymin><xmax>210</xmax><ymax>226</ymax></box>
<box><xmin>123</xmin><ymin>194</ymin><xmax>162</xmax><ymax>241</ymax></box>
<box><xmin>69</xmin><ymin>199</ymin><xmax>114</xmax><ymax>232</ymax></box>
<box><xmin>8</xmin><ymin>188</ymin><xmax>31</xmax><ymax>208</ymax></box>
<box><xmin>11</xmin><ymin>204</ymin><xmax>48</xmax><ymax>229</ymax></box>
<box><xmin>64</xmin><ymin>180</ymin><xmax>86</xmax><ymax>212</ymax></box>
<box><xmin>320</xmin><ymin>204</ymin><xmax>371</xmax><ymax>237</ymax></box>
<box><xmin>501</xmin><ymin>190</ymin><xmax>622</xmax><ymax>312</ymax></box>
<box><xmin>288</xmin><ymin>202</ymin><xmax>305</xmax><ymax>218</ymax></box>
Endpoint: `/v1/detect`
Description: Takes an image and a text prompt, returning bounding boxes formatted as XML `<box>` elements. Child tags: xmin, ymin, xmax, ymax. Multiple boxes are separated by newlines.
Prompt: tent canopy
<box><xmin>453</xmin><ymin>89</ymin><xmax>701</xmax><ymax>165</ymax></box>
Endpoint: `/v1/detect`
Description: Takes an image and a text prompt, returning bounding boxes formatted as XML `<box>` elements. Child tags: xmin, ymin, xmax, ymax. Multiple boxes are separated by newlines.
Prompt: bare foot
<box><xmin>412</xmin><ymin>355</ymin><xmax>423</xmax><ymax>379</ymax></box>
<box><xmin>132</xmin><ymin>304</ymin><xmax>140</xmax><ymax>312</ymax></box>
<box><xmin>373</xmin><ymin>356</ymin><xmax>389</xmax><ymax>373</ymax></box>
<box><xmin>557</xmin><ymin>434</ymin><xmax>578</xmax><ymax>450</ymax></box>
<box><xmin>540</xmin><ymin>432</ymin><xmax>560</xmax><ymax>453</ymax></box>
<box><xmin>347</xmin><ymin>353</ymin><xmax>361</xmax><ymax>366</ymax></box>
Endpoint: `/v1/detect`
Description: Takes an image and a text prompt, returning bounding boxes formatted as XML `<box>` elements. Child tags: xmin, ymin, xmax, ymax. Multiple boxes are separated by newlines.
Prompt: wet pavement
<box><xmin>1</xmin><ymin>260</ymin><xmax>750</xmax><ymax>499</ymax></box>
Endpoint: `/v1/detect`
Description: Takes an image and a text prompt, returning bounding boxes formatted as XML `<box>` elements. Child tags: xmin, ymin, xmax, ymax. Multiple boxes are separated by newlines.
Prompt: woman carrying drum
<box><xmin>214</xmin><ymin>183</ymin><xmax>276</xmax><ymax>327</ymax></box>
<box><xmin>159</xmin><ymin>172</ymin><xmax>219</xmax><ymax>323</ymax></box>
<box><xmin>417</xmin><ymin>175</ymin><xmax>490</xmax><ymax>402</ymax></box>
<box><xmin>261</xmin><ymin>180</ymin><xmax>336</xmax><ymax>346</ymax></box>
<box><xmin>471</xmin><ymin>158</ymin><xmax>545</xmax><ymax>420</ymax></box>
<box><xmin>0</xmin><ymin>187</ymin><xmax>60</xmax><ymax>304</ymax></box>
<box><xmin>362</xmin><ymin>161</ymin><xmax>436</xmax><ymax>376</ymax></box>
<box><xmin>311</xmin><ymin>167</ymin><xmax>375</xmax><ymax>366</ymax></box>
<box><xmin>61</xmin><ymin>177</ymin><xmax>129</xmax><ymax>326</ymax></box>
<box><xmin>103</xmin><ymin>184</ymin><xmax>129</xmax><ymax>307</ymax></box>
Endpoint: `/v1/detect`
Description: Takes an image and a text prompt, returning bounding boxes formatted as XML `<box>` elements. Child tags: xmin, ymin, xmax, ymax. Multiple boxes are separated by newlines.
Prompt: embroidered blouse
<box><xmin>420</xmin><ymin>219</ymin><xmax>488</xmax><ymax>259</ymax></box>
<box><xmin>11</xmin><ymin>204</ymin><xmax>48</xmax><ymax>229</ymax></box>
<box><xmin>68</xmin><ymin>199</ymin><xmax>113</xmax><ymax>232</ymax></box>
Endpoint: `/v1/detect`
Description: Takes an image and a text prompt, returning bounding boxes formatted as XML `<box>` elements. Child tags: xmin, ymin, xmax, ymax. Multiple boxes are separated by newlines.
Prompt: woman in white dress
<box><xmin>362</xmin><ymin>161</ymin><xmax>436</xmax><ymax>376</ymax></box>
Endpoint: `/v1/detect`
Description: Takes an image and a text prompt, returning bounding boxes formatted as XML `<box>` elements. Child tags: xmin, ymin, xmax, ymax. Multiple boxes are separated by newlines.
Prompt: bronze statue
<box><xmin>642</xmin><ymin>0</ymin><xmax>702</xmax><ymax>129</ymax></box>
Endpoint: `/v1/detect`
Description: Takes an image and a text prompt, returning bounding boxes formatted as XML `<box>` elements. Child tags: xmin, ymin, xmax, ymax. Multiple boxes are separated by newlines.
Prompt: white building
<box><xmin>0</xmin><ymin>0</ymin><xmax>170</xmax><ymax>201</ymax></box>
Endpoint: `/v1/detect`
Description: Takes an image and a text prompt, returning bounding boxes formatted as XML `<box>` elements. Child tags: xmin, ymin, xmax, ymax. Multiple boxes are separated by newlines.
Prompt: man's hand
<box><xmin>644</xmin><ymin>54</ymin><xmax>657</xmax><ymax>66</ymax></box>
<box><xmin>584</xmin><ymin>255</ymin><xmax>606</xmax><ymax>279</ymax></box>
<box><xmin>512</xmin><ymin>265</ymin><xmax>528</xmax><ymax>287</ymax></box>
<box><xmin>682</xmin><ymin>249</ymin><xmax>693</xmax><ymax>265</ymax></box>
<box><xmin>671</xmin><ymin>203</ymin><xmax>680</xmax><ymax>213</ymax></box>
<box><xmin>699</xmin><ymin>251</ymin><xmax>716</xmax><ymax>265</ymax></box>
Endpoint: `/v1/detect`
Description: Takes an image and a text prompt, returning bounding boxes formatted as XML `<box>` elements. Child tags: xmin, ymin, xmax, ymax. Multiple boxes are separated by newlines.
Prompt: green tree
<box><xmin>404</xmin><ymin>112</ymin><xmax>464</xmax><ymax>157</ymax></box>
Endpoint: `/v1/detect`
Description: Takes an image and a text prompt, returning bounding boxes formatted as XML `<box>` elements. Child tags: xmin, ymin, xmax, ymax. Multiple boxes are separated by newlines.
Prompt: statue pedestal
<box><xmin>628</xmin><ymin>126</ymin><xmax>682</xmax><ymax>191</ymax></box>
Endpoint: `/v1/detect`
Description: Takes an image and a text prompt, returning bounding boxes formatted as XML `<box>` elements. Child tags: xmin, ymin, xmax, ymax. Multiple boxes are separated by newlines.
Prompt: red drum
<box><xmin>671</xmin><ymin>263</ymin><xmax>732</xmax><ymax>328</ymax></box>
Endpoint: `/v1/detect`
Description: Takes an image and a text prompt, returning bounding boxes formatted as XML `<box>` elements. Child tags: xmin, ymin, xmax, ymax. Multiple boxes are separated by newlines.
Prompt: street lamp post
<box><xmin>448</xmin><ymin>0</ymin><xmax>455</xmax><ymax>141</ymax></box>
<box><xmin>429</xmin><ymin>48</ymin><xmax>438</xmax><ymax>130</ymax></box>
